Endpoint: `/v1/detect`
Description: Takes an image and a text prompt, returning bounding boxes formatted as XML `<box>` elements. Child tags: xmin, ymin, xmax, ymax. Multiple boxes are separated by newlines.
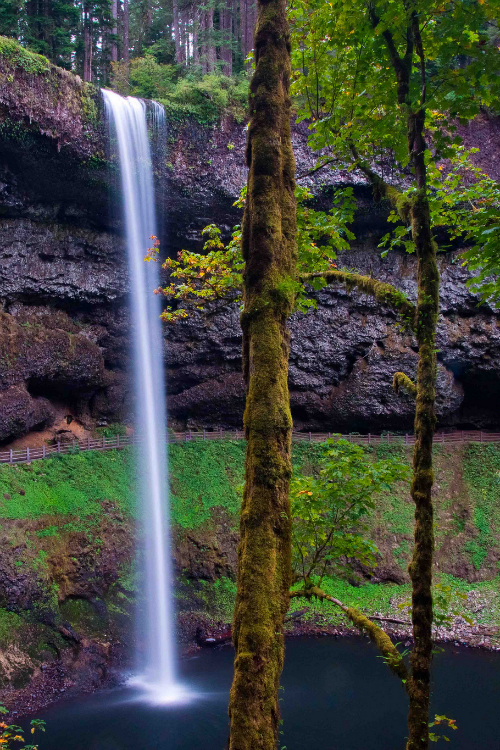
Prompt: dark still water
<box><xmin>27</xmin><ymin>637</ymin><xmax>500</xmax><ymax>750</ymax></box>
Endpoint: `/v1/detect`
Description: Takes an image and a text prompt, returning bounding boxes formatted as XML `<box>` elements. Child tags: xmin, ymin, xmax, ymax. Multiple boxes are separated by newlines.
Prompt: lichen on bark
<box><xmin>227</xmin><ymin>0</ymin><xmax>297</xmax><ymax>748</ymax></box>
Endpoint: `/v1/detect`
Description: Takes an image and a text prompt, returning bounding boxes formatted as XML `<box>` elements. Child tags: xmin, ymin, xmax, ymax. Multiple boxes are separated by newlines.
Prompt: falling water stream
<box><xmin>102</xmin><ymin>89</ymin><xmax>180</xmax><ymax>702</ymax></box>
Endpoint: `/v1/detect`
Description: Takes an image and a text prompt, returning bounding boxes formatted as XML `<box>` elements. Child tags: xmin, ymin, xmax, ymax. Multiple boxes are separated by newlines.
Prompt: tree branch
<box><xmin>296</xmin><ymin>157</ymin><xmax>339</xmax><ymax>180</ymax></box>
<box><xmin>368</xmin><ymin>4</ymin><xmax>412</xmax><ymax>106</ymax></box>
<box><xmin>301</xmin><ymin>269</ymin><xmax>416</xmax><ymax>327</ymax></box>
<box><xmin>348</xmin><ymin>142</ymin><xmax>412</xmax><ymax>222</ymax></box>
<box><xmin>291</xmin><ymin>585</ymin><xmax>410</xmax><ymax>685</ymax></box>
<box><xmin>393</xmin><ymin>371</ymin><xmax>417</xmax><ymax>399</ymax></box>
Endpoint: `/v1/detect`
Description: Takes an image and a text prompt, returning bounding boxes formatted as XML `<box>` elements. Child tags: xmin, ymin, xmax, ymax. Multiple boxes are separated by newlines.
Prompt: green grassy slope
<box><xmin>0</xmin><ymin>441</ymin><xmax>498</xmax><ymax>574</ymax></box>
<box><xmin>0</xmin><ymin>440</ymin><xmax>498</xmax><ymax>641</ymax></box>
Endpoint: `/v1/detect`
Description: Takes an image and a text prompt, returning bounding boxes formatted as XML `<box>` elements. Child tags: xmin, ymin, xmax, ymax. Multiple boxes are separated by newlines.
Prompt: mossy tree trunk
<box><xmin>227</xmin><ymin>1</ymin><xmax>297</xmax><ymax>749</ymax></box>
<box><xmin>371</xmin><ymin>9</ymin><xmax>437</xmax><ymax>749</ymax></box>
<box><xmin>338</xmin><ymin>8</ymin><xmax>437</xmax><ymax>748</ymax></box>
<box><xmin>405</xmin><ymin>103</ymin><xmax>438</xmax><ymax>750</ymax></box>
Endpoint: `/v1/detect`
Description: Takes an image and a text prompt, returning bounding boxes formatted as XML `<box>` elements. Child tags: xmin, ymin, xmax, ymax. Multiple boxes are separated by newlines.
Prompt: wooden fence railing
<box><xmin>0</xmin><ymin>429</ymin><xmax>499</xmax><ymax>466</ymax></box>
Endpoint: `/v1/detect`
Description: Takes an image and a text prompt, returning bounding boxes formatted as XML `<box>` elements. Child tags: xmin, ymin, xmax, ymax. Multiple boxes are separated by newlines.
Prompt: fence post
<box><xmin>43</xmin><ymin>445</ymin><xmax>46</xmax><ymax>458</ymax></box>
<box><xmin>57</xmin><ymin>442</ymin><xmax>60</xmax><ymax>453</ymax></box>
<box><xmin>87</xmin><ymin>437</ymin><xmax>90</xmax><ymax>451</ymax></box>
<box><xmin>309</xmin><ymin>432</ymin><xmax>312</xmax><ymax>442</ymax></box>
<box><xmin>368</xmin><ymin>433</ymin><xmax>371</xmax><ymax>444</ymax></box>
<box><xmin>26</xmin><ymin>447</ymin><xmax>30</xmax><ymax>462</ymax></box>
<box><xmin>189</xmin><ymin>430</ymin><xmax>192</xmax><ymax>441</ymax></box>
<box><xmin>102</xmin><ymin>435</ymin><xmax>105</xmax><ymax>449</ymax></box>
<box><xmin>203</xmin><ymin>429</ymin><xmax>206</xmax><ymax>441</ymax></box>
<box><xmin>480</xmin><ymin>431</ymin><xmax>483</xmax><ymax>443</ymax></box>
<box><xmin>73</xmin><ymin>437</ymin><xmax>76</xmax><ymax>452</ymax></box>
<box><xmin>405</xmin><ymin>433</ymin><xmax>408</xmax><ymax>445</ymax></box>
<box><xmin>117</xmin><ymin>433</ymin><xmax>120</xmax><ymax>448</ymax></box>
<box><xmin>9</xmin><ymin>449</ymin><xmax>12</xmax><ymax>464</ymax></box>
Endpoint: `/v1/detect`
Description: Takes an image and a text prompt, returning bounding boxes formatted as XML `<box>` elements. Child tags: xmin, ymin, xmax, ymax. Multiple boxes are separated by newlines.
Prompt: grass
<box><xmin>0</xmin><ymin>440</ymin><xmax>498</xmax><ymax>580</ymax></box>
<box><xmin>0</xmin><ymin>449</ymin><xmax>136</xmax><ymax>523</ymax></box>
<box><xmin>462</xmin><ymin>444</ymin><xmax>500</xmax><ymax>570</ymax></box>
<box><xmin>169</xmin><ymin>440</ymin><xmax>245</xmax><ymax>528</ymax></box>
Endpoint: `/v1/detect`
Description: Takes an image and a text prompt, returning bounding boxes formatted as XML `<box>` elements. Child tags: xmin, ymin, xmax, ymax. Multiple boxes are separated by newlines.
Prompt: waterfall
<box><xmin>102</xmin><ymin>89</ymin><xmax>180</xmax><ymax>702</ymax></box>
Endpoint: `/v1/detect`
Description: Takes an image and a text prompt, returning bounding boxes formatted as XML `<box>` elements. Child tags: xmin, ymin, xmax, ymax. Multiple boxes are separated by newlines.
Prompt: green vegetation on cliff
<box><xmin>0</xmin><ymin>36</ymin><xmax>49</xmax><ymax>74</ymax></box>
<box><xmin>0</xmin><ymin>441</ymin><xmax>498</xmax><ymax>581</ymax></box>
<box><xmin>0</xmin><ymin>439</ymin><xmax>498</xmax><ymax>692</ymax></box>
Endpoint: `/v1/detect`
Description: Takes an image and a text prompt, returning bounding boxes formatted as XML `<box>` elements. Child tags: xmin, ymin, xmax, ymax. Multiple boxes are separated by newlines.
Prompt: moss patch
<box><xmin>0</xmin><ymin>36</ymin><xmax>50</xmax><ymax>75</ymax></box>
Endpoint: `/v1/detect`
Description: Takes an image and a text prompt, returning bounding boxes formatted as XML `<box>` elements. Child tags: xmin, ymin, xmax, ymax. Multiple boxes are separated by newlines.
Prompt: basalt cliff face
<box><xmin>1</xmin><ymin>52</ymin><xmax>499</xmax><ymax>441</ymax></box>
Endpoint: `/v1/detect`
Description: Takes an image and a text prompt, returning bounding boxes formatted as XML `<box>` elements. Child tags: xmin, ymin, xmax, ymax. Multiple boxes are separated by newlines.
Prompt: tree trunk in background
<box><xmin>193</xmin><ymin>7</ymin><xmax>199</xmax><ymax>66</ymax></box>
<box><xmin>227</xmin><ymin>0</ymin><xmax>297</xmax><ymax>747</ymax></box>
<box><xmin>220</xmin><ymin>2</ymin><xmax>233</xmax><ymax>76</ymax></box>
<box><xmin>239</xmin><ymin>0</ymin><xmax>256</xmax><ymax>62</ymax></box>
<box><xmin>122</xmin><ymin>0</ymin><xmax>129</xmax><ymax>65</ymax></box>
<box><xmin>180</xmin><ymin>7</ymin><xmax>187</xmax><ymax>64</ymax></box>
<box><xmin>200</xmin><ymin>10</ymin><xmax>207</xmax><ymax>73</ymax></box>
<box><xmin>206</xmin><ymin>7</ymin><xmax>216</xmax><ymax>72</ymax></box>
<box><xmin>83</xmin><ymin>6</ymin><xmax>92</xmax><ymax>81</ymax></box>
<box><xmin>111</xmin><ymin>0</ymin><xmax>118</xmax><ymax>61</ymax></box>
<box><xmin>173</xmin><ymin>0</ymin><xmax>182</xmax><ymax>63</ymax></box>
<box><xmin>239</xmin><ymin>0</ymin><xmax>247</xmax><ymax>60</ymax></box>
<box><xmin>247</xmin><ymin>0</ymin><xmax>256</xmax><ymax>58</ymax></box>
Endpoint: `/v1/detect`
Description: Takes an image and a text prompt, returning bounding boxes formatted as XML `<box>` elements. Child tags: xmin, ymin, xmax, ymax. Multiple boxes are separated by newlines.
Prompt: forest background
<box><xmin>0</xmin><ymin>0</ymin><xmax>255</xmax><ymax>88</ymax></box>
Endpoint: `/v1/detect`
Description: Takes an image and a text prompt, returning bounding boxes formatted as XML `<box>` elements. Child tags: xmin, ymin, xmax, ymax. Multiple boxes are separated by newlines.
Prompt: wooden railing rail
<box><xmin>0</xmin><ymin>429</ymin><xmax>498</xmax><ymax>465</ymax></box>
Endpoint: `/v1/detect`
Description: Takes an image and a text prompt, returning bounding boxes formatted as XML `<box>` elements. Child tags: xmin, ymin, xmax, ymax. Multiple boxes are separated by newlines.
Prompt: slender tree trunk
<box><xmin>247</xmin><ymin>0</ymin><xmax>256</xmax><ymax>58</ymax></box>
<box><xmin>372</xmin><ymin>8</ymin><xmax>436</xmax><ymax>748</ymax></box>
<box><xmin>83</xmin><ymin>7</ymin><xmax>92</xmax><ymax>81</ymax></box>
<box><xmin>42</xmin><ymin>0</ymin><xmax>53</xmax><ymax>60</ymax></box>
<box><xmin>111</xmin><ymin>0</ymin><xmax>118</xmax><ymax>62</ymax></box>
<box><xmin>122</xmin><ymin>0</ymin><xmax>129</xmax><ymax>65</ymax></box>
<box><xmin>206</xmin><ymin>7</ymin><xmax>216</xmax><ymax>71</ymax></box>
<box><xmin>179</xmin><ymin>10</ymin><xmax>189</xmax><ymax>65</ymax></box>
<box><xmin>193</xmin><ymin>7</ymin><xmax>199</xmax><ymax>66</ymax></box>
<box><xmin>220</xmin><ymin>3</ymin><xmax>232</xmax><ymax>76</ymax></box>
<box><xmin>200</xmin><ymin>10</ymin><xmax>208</xmax><ymax>74</ymax></box>
<box><xmin>239</xmin><ymin>0</ymin><xmax>247</xmax><ymax>60</ymax></box>
<box><xmin>405</xmin><ymin>155</ymin><xmax>437</xmax><ymax>750</ymax></box>
<box><xmin>173</xmin><ymin>0</ymin><xmax>182</xmax><ymax>63</ymax></box>
<box><xmin>227</xmin><ymin>0</ymin><xmax>297</xmax><ymax>748</ymax></box>
<box><xmin>357</xmin><ymin>9</ymin><xmax>436</xmax><ymax>748</ymax></box>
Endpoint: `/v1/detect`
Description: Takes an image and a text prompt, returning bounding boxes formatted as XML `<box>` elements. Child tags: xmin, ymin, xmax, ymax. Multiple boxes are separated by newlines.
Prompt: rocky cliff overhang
<box><xmin>0</xmin><ymin>41</ymin><xmax>499</xmax><ymax>438</ymax></box>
